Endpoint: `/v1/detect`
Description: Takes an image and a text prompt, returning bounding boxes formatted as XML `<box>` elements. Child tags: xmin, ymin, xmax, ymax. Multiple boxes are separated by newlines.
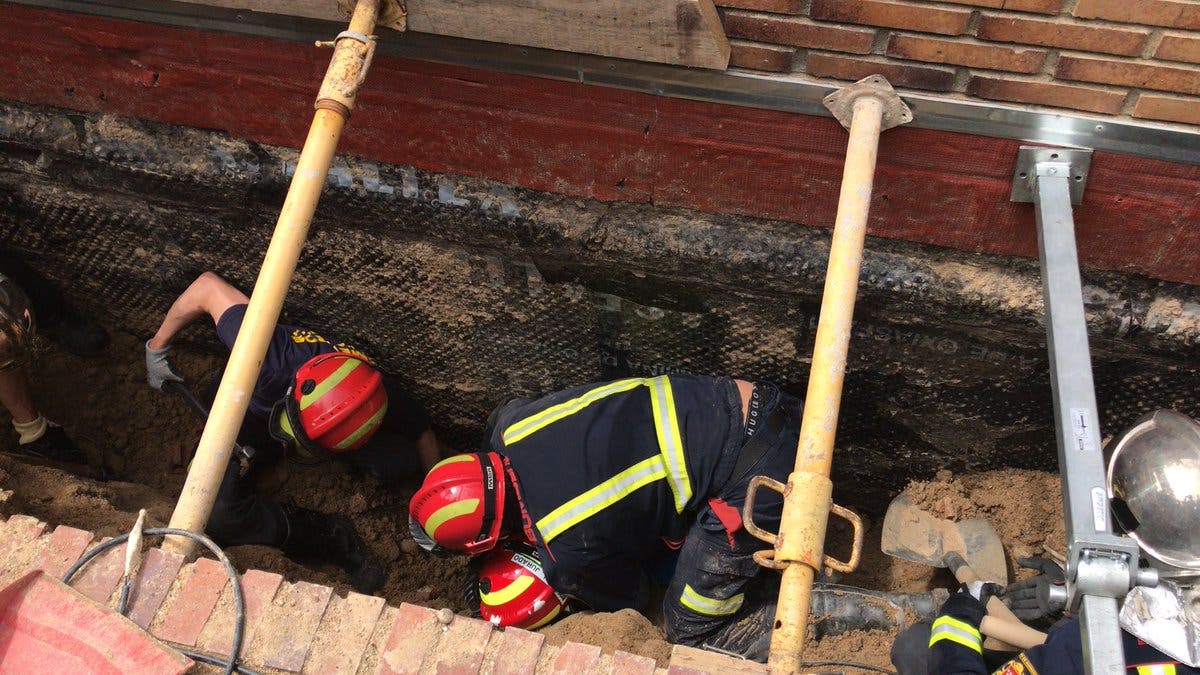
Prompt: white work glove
<box><xmin>145</xmin><ymin>340</ymin><xmax>184</xmax><ymax>390</ymax></box>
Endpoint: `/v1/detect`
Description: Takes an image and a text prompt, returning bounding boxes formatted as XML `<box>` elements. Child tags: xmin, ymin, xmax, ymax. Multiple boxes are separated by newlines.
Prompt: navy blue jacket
<box><xmin>485</xmin><ymin>375</ymin><xmax>745</xmax><ymax>612</ymax></box>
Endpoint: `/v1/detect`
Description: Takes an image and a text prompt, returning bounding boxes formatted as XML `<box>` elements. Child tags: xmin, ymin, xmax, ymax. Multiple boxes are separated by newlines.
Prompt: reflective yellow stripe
<box><xmin>502</xmin><ymin>378</ymin><xmax>646</xmax><ymax>445</ymax></box>
<box><xmin>1137</xmin><ymin>666</ymin><xmax>1177</xmax><ymax>675</ymax></box>
<box><xmin>679</xmin><ymin>584</ymin><xmax>744</xmax><ymax>617</ymax></box>
<box><xmin>300</xmin><ymin>358</ymin><xmax>362</xmax><ymax>410</ymax></box>
<box><xmin>524</xmin><ymin>602</ymin><xmax>562</xmax><ymax>630</ymax></box>
<box><xmin>512</xmin><ymin>376</ymin><xmax>694</xmax><ymax>540</ymax></box>
<box><xmin>432</xmin><ymin>454</ymin><xmax>476</xmax><ymax>469</ymax></box>
<box><xmin>647</xmin><ymin>375</ymin><xmax>691</xmax><ymax>513</ymax></box>
<box><xmin>333</xmin><ymin>400</ymin><xmax>389</xmax><ymax>450</ymax></box>
<box><xmin>425</xmin><ymin>498</ymin><xmax>480</xmax><ymax>539</ymax></box>
<box><xmin>480</xmin><ymin>574</ymin><xmax>534</xmax><ymax>607</ymax></box>
<box><xmin>929</xmin><ymin>615</ymin><xmax>982</xmax><ymax>654</ymax></box>
<box><xmin>536</xmin><ymin>455</ymin><xmax>667</xmax><ymax>543</ymax></box>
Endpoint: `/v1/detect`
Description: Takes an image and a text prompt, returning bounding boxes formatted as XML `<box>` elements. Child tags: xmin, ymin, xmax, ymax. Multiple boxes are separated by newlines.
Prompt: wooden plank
<box><xmin>170</xmin><ymin>0</ymin><xmax>342</xmax><ymax>22</ymax></box>
<box><xmin>172</xmin><ymin>0</ymin><xmax>730</xmax><ymax>68</ymax></box>
<box><xmin>668</xmin><ymin>645</ymin><xmax>768</xmax><ymax>674</ymax></box>
<box><xmin>408</xmin><ymin>0</ymin><xmax>730</xmax><ymax>69</ymax></box>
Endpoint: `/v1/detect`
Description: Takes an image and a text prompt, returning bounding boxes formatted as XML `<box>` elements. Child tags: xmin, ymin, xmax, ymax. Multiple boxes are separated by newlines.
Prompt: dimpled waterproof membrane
<box><xmin>1</xmin><ymin>101</ymin><xmax>1197</xmax><ymax>511</ymax></box>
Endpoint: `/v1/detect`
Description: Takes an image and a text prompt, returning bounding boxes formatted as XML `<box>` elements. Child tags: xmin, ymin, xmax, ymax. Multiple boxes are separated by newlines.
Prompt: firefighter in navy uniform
<box><xmin>910</xmin><ymin>409</ymin><xmax>1200</xmax><ymax>675</ymax></box>
<box><xmin>145</xmin><ymin>272</ymin><xmax>442</xmax><ymax>594</ymax></box>
<box><xmin>409</xmin><ymin>374</ymin><xmax>802</xmax><ymax>661</ymax></box>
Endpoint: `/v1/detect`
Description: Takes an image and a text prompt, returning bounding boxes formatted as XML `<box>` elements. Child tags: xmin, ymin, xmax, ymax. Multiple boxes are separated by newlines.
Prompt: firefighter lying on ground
<box><xmin>892</xmin><ymin>409</ymin><xmax>1200</xmax><ymax>675</ymax></box>
<box><xmin>145</xmin><ymin>272</ymin><xmax>442</xmax><ymax>594</ymax></box>
<box><xmin>409</xmin><ymin>374</ymin><xmax>804</xmax><ymax>660</ymax></box>
<box><xmin>0</xmin><ymin>255</ymin><xmax>108</xmax><ymax>464</ymax></box>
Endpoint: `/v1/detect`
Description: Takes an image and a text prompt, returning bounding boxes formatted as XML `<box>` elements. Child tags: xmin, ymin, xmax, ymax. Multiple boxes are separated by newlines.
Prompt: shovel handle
<box><xmin>946</xmin><ymin>552</ymin><xmax>1047</xmax><ymax>650</ymax></box>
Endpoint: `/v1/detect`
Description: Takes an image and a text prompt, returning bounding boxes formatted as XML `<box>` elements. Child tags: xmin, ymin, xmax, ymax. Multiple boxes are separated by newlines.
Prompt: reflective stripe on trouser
<box><xmin>680</xmin><ymin>584</ymin><xmax>744</xmax><ymax>616</ymax></box>
<box><xmin>663</xmin><ymin>528</ymin><xmax>771</xmax><ymax>662</ymax></box>
<box><xmin>506</xmin><ymin>376</ymin><xmax>692</xmax><ymax>543</ymax></box>
<box><xmin>1136</xmin><ymin>665</ymin><xmax>1178</xmax><ymax>675</ymax></box>
<box><xmin>929</xmin><ymin>615</ymin><xmax>983</xmax><ymax>653</ymax></box>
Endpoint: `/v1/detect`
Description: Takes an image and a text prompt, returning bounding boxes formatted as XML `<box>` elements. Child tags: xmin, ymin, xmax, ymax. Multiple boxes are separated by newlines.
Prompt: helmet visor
<box><xmin>408</xmin><ymin>513</ymin><xmax>444</xmax><ymax>554</ymax></box>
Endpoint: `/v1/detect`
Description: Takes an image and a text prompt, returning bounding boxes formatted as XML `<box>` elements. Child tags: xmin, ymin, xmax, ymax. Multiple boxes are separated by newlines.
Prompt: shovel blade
<box><xmin>880</xmin><ymin>493</ymin><xmax>1008</xmax><ymax>584</ymax></box>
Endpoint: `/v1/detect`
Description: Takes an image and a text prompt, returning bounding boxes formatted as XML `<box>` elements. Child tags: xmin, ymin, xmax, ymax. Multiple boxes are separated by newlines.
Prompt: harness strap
<box><xmin>727</xmin><ymin>393</ymin><xmax>786</xmax><ymax>488</ymax></box>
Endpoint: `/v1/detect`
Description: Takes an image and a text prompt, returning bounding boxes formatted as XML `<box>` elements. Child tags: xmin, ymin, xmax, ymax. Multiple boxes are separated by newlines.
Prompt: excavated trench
<box><xmin>1</xmin><ymin>100</ymin><xmax>1198</xmax><ymax>668</ymax></box>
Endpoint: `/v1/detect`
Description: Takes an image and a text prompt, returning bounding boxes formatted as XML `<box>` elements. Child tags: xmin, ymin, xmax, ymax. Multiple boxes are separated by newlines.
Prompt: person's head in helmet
<box><xmin>408</xmin><ymin>452</ymin><xmax>510</xmax><ymax>555</ymax></box>
<box><xmin>474</xmin><ymin>542</ymin><xmax>565</xmax><ymax>629</ymax></box>
<box><xmin>268</xmin><ymin>352</ymin><xmax>388</xmax><ymax>460</ymax></box>
<box><xmin>1106</xmin><ymin>409</ymin><xmax>1200</xmax><ymax>574</ymax></box>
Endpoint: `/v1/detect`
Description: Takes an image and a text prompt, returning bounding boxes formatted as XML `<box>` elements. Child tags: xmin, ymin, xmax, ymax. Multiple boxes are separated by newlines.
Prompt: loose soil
<box><xmin>0</xmin><ymin>330</ymin><xmax>1067</xmax><ymax>670</ymax></box>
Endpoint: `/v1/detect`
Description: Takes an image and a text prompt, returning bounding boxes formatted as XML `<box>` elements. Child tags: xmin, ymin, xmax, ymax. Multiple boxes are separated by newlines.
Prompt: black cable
<box><xmin>178</xmin><ymin>648</ymin><xmax>264</xmax><ymax>675</ymax></box>
<box><xmin>62</xmin><ymin>528</ymin><xmax>246</xmax><ymax>675</ymax></box>
<box><xmin>801</xmin><ymin>660</ymin><xmax>897</xmax><ymax>674</ymax></box>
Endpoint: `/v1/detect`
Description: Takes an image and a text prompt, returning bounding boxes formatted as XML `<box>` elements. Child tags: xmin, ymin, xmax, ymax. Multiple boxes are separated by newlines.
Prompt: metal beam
<box><xmin>1013</xmin><ymin>145</ymin><xmax>1160</xmax><ymax>675</ymax></box>
<box><xmin>8</xmin><ymin>0</ymin><xmax>1200</xmax><ymax>166</ymax></box>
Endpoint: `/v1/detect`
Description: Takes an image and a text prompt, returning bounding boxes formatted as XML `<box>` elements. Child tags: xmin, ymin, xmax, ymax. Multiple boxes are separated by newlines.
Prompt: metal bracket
<box><xmin>822</xmin><ymin>75</ymin><xmax>913</xmax><ymax>132</ymax></box>
<box><xmin>1010</xmin><ymin>146</ymin><xmax>1092</xmax><ymax>205</ymax></box>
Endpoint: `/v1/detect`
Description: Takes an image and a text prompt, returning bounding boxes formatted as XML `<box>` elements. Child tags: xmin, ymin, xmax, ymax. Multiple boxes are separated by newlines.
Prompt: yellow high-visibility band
<box><xmin>929</xmin><ymin>615</ymin><xmax>982</xmax><ymax>654</ymax></box>
<box><xmin>425</xmin><ymin>498</ymin><xmax>480</xmax><ymax>540</ymax></box>
<box><xmin>680</xmin><ymin>584</ymin><xmax>744</xmax><ymax>617</ymax></box>
<box><xmin>300</xmin><ymin>358</ymin><xmax>362</xmax><ymax>410</ymax></box>
<box><xmin>536</xmin><ymin>455</ymin><xmax>666</xmax><ymax>543</ymax></box>
<box><xmin>480</xmin><ymin>574</ymin><xmax>534</xmax><ymax>607</ymax></box>
<box><xmin>503</xmin><ymin>378</ymin><xmax>645</xmax><ymax>445</ymax></box>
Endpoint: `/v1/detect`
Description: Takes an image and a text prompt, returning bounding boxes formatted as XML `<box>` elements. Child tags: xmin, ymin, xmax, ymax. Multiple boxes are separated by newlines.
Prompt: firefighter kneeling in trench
<box><xmin>894</xmin><ymin>409</ymin><xmax>1200</xmax><ymax>675</ymax></box>
<box><xmin>145</xmin><ymin>272</ymin><xmax>443</xmax><ymax>595</ymax></box>
<box><xmin>409</xmin><ymin>374</ymin><xmax>939</xmax><ymax>660</ymax></box>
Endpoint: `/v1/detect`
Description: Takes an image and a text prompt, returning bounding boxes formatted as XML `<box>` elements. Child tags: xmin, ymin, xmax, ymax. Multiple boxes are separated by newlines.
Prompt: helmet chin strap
<box><xmin>476</xmin><ymin>453</ymin><xmax>498</xmax><ymax>547</ymax></box>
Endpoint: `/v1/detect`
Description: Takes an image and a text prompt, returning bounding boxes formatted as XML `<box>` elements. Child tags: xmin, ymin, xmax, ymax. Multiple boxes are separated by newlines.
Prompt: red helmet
<box><xmin>269</xmin><ymin>352</ymin><xmax>387</xmax><ymax>459</ymax></box>
<box><xmin>476</xmin><ymin>542</ymin><xmax>563</xmax><ymax>630</ymax></box>
<box><xmin>409</xmin><ymin>453</ymin><xmax>505</xmax><ymax>555</ymax></box>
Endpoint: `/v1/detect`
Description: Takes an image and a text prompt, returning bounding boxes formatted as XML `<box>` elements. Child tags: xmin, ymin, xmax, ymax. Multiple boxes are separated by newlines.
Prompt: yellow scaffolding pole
<box><xmin>164</xmin><ymin>0</ymin><xmax>387</xmax><ymax>554</ymax></box>
<box><xmin>742</xmin><ymin>76</ymin><xmax>911</xmax><ymax>672</ymax></box>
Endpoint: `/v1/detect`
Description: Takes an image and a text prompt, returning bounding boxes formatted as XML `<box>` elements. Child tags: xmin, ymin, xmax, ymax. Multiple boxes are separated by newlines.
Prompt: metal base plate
<box><xmin>1011</xmin><ymin>146</ymin><xmax>1093</xmax><ymax>204</ymax></box>
<box><xmin>822</xmin><ymin>75</ymin><xmax>913</xmax><ymax>132</ymax></box>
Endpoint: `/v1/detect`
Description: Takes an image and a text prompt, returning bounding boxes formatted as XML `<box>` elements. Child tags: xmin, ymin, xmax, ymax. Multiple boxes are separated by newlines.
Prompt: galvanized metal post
<box><xmin>164</xmin><ymin>0</ymin><xmax>385</xmax><ymax>554</ymax></box>
<box><xmin>765</xmin><ymin>76</ymin><xmax>911</xmax><ymax>673</ymax></box>
<box><xmin>1012</xmin><ymin>146</ymin><xmax>1157</xmax><ymax>675</ymax></box>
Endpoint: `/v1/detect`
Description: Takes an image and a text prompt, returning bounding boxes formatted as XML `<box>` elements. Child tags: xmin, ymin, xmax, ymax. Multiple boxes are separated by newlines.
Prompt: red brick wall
<box><xmin>720</xmin><ymin>0</ymin><xmax>1200</xmax><ymax>125</ymax></box>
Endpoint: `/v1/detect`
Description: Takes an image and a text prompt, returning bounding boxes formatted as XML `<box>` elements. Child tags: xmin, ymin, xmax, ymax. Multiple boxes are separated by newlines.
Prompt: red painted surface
<box><xmin>1</xmin><ymin>4</ymin><xmax>1197</xmax><ymax>285</ymax></box>
<box><xmin>0</xmin><ymin>571</ymin><xmax>191</xmax><ymax>674</ymax></box>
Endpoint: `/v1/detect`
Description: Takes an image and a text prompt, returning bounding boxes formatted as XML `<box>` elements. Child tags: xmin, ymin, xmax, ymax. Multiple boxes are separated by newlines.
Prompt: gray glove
<box><xmin>1004</xmin><ymin>556</ymin><xmax>1067</xmax><ymax>623</ymax></box>
<box><xmin>145</xmin><ymin>340</ymin><xmax>184</xmax><ymax>390</ymax></box>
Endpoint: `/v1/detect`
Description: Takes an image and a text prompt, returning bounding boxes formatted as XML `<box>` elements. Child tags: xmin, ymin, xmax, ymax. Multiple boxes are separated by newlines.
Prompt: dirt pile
<box><xmin>0</xmin><ymin>329</ymin><xmax>1068</xmax><ymax>668</ymax></box>
<box><xmin>0</xmin><ymin>330</ymin><xmax>468</xmax><ymax>610</ymax></box>
<box><xmin>539</xmin><ymin>609</ymin><xmax>673</xmax><ymax>667</ymax></box>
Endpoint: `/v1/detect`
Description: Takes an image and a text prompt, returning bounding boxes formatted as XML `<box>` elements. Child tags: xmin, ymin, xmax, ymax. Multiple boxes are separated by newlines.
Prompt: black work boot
<box><xmin>20</xmin><ymin>424</ymin><xmax>88</xmax><ymax>464</ymax></box>
<box><xmin>281</xmin><ymin>503</ymin><xmax>387</xmax><ymax>595</ymax></box>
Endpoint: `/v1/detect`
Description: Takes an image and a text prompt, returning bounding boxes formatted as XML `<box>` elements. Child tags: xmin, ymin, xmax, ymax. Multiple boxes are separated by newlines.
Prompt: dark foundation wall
<box><xmin>1</xmin><ymin>102</ymin><xmax>1197</xmax><ymax>510</ymax></box>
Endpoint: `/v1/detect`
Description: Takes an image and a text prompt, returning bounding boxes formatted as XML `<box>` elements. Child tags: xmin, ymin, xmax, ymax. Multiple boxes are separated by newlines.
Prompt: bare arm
<box><xmin>148</xmin><ymin>272</ymin><xmax>248</xmax><ymax>349</ymax></box>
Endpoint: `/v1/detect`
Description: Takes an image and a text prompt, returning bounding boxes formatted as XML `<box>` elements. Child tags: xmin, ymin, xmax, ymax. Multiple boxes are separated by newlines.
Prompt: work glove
<box><xmin>1004</xmin><ymin>556</ymin><xmax>1067</xmax><ymax>623</ymax></box>
<box><xmin>145</xmin><ymin>340</ymin><xmax>184</xmax><ymax>390</ymax></box>
<box><xmin>939</xmin><ymin>581</ymin><xmax>1003</xmax><ymax>629</ymax></box>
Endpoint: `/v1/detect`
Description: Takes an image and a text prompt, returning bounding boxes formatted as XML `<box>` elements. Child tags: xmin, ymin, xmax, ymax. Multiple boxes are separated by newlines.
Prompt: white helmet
<box><xmin>1106</xmin><ymin>409</ymin><xmax>1200</xmax><ymax>572</ymax></box>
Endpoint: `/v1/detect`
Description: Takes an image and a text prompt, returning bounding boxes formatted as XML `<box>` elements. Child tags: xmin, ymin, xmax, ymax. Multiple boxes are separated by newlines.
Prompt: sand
<box><xmin>0</xmin><ymin>331</ymin><xmax>1067</xmax><ymax>668</ymax></box>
